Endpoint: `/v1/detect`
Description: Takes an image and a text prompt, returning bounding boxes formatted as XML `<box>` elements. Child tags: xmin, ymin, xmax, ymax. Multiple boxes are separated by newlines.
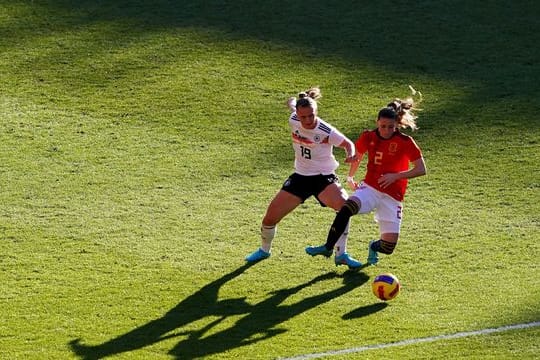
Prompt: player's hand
<box><xmin>378</xmin><ymin>173</ymin><xmax>400</xmax><ymax>188</ymax></box>
<box><xmin>346</xmin><ymin>176</ymin><xmax>359</xmax><ymax>190</ymax></box>
<box><xmin>344</xmin><ymin>154</ymin><xmax>358</xmax><ymax>164</ymax></box>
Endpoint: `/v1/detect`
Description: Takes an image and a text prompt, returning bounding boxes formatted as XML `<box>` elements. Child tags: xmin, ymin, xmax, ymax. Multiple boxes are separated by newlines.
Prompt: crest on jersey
<box><xmin>313</xmin><ymin>135</ymin><xmax>321</xmax><ymax>143</ymax></box>
<box><xmin>389</xmin><ymin>142</ymin><xmax>398</xmax><ymax>153</ymax></box>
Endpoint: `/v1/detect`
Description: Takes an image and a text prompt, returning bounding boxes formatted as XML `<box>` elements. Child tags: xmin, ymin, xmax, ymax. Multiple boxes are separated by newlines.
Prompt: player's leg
<box><xmin>316</xmin><ymin>179</ymin><xmax>348</xmax><ymax>211</ymax></box>
<box><xmin>305</xmin><ymin>197</ymin><xmax>358</xmax><ymax>260</ymax></box>
<box><xmin>307</xmin><ymin>183</ymin><xmax>377</xmax><ymax>254</ymax></box>
<box><xmin>315</xmin><ymin>181</ymin><xmax>349</xmax><ymax>255</ymax></box>
<box><xmin>245</xmin><ymin>190</ymin><xmax>303</xmax><ymax>262</ymax></box>
<box><xmin>368</xmin><ymin>232</ymin><xmax>399</xmax><ymax>265</ymax></box>
<box><xmin>367</xmin><ymin>197</ymin><xmax>402</xmax><ymax>265</ymax></box>
<box><xmin>315</xmin><ymin>182</ymin><xmax>362</xmax><ymax>268</ymax></box>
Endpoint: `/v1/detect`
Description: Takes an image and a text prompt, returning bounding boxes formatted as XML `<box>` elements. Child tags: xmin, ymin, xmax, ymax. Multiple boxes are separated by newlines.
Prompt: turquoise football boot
<box><xmin>367</xmin><ymin>240</ymin><xmax>379</xmax><ymax>265</ymax></box>
<box><xmin>334</xmin><ymin>253</ymin><xmax>363</xmax><ymax>269</ymax></box>
<box><xmin>305</xmin><ymin>245</ymin><xmax>332</xmax><ymax>258</ymax></box>
<box><xmin>245</xmin><ymin>248</ymin><xmax>270</xmax><ymax>263</ymax></box>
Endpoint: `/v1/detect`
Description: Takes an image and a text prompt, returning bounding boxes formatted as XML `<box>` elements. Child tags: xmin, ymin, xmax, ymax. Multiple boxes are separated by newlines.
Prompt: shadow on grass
<box><xmin>342</xmin><ymin>302</ymin><xmax>388</xmax><ymax>320</ymax></box>
<box><xmin>69</xmin><ymin>262</ymin><xmax>255</xmax><ymax>359</ymax></box>
<box><xmin>69</xmin><ymin>265</ymin><xmax>377</xmax><ymax>359</ymax></box>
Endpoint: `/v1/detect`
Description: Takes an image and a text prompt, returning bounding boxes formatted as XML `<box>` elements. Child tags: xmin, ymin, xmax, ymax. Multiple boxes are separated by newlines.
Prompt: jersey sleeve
<box><xmin>407</xmin><ymin>137</ymin><xmax>423</xmax><ymax>161</ymax></box>
<box><xmin>289</xmin><ymin>112</ymin><xmax>299</xmax><ymax>124</ymax></box>
<box><xmin>328</xmin><ymin>128</ymin><xmax>346</xmax><ymax>147</ymax></box>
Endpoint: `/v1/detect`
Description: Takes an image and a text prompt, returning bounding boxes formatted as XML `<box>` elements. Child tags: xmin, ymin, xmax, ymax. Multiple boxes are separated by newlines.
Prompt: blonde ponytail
<box><xmin>294</xmin><ymin>86</ymin><xmax>321</xmax><ymax>111</ymax></box>
<box><xmin>388</xmin><ymin>86</ymin><xmax>422</xmax><ymax>130</ymax></box>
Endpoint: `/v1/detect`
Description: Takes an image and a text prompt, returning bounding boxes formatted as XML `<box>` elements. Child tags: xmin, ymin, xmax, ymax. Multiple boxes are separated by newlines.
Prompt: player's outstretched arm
<box><xmin>338</xmin><ymin>138</ymin><xmax>357</xmax><ymax>164</ymax></box>
<box><xmin>346</xmin><ymin>152</ymin><xmax>363</xmax><ymax>190</ymax></box>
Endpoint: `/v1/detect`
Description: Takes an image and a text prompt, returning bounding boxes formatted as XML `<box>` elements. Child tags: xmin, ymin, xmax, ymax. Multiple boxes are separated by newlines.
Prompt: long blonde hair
<box><xmin>387</xmin><ymin>86</ymin><xmax>422</xmax><ymax>130</ymax></box>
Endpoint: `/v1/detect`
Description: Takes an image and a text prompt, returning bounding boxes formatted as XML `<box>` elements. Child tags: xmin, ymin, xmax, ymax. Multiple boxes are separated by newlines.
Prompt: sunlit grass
<box><xmin>0</xmin><ymin>1</ymin><xmax>538</xmax><ymax>359</ymax></box>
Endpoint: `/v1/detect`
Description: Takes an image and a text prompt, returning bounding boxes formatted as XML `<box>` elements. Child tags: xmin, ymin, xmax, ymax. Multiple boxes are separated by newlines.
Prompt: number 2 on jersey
<box><xmin>300</xmin><ymin>146</ymin><xmax>312</xmax><ymax>159</ymax></box>
<box><xmin>374</xmin><ymin>151</ymin><xmax>383</xmax><ymax>165</ymax></box>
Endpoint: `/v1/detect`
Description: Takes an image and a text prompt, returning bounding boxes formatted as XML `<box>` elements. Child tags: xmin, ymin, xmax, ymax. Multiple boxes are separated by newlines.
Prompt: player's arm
<box><xmin>336</xmin><ymin>135</ymin><xmax>362</xmax><ymax>190</ymax></box>
<box><xmin>286</xmin><ymin>97</ymin><xmax>297</xmax><ymax>113</ymax></box>
<box><xmin>346</xmin><ymin>152</ymin><xmax>364</xmax><ymax>190</ymax></box>
<box><xmin>337</xmin><ymin>138</ymin><xmax>357</xmax><ymax>163</ymax></box>
<box><xmin>348</xmin><ymin>152</ymin><xmax>364</xmax><ymax>178</ymax></box>
<box><xmin>378</xmin><ymin>156</ymin><xmax>427</xmax><ymax>188</ymax></box>
<box><xmin>408</xmin><ymin>157</ymin><xmax>427</xmax><ymax>179</ymax></box>
<box><xmin>345</xmin><ymin>131</ymin><xmax>369</xmax><ymax>190</ymax></box>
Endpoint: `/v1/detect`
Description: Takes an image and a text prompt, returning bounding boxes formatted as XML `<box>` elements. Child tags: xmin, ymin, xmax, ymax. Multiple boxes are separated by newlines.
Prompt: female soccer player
<box><xmin>245</xmin><ymin>87</ymin><xmax>362</xmax><ymax>268</ymax></box>
<box><xmin>306</xmin><ymin>94</ymin><xmax>426</xmax><ymax>265</ymax></box>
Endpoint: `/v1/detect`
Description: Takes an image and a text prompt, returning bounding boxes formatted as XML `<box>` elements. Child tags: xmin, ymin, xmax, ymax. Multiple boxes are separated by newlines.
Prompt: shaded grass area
<box><xmin>2</xmin><ymin>1</ymin><xmax>540</xmax><ymax>121</ymax></box>
<box><xmin>5</xmin><ymin>1</ymin><xmax>540</xmax><ymax>96</ymax></box>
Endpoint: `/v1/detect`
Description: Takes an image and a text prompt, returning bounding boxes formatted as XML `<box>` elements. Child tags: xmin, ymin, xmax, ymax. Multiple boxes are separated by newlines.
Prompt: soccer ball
<box><xmin>372</xmin><ymin>273</ymin><xmax>400</xmax><ymax>301</ymax></box>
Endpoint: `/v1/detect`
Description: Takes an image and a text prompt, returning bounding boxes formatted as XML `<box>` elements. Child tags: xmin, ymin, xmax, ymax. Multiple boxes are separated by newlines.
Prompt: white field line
<box><xmin>279</xmin><ymin>321</ymin><xmax>540</xmax><ymax>360</ymax></box>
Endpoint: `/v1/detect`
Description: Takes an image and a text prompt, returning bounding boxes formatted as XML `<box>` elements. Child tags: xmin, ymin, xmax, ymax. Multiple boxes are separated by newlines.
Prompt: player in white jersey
<box><xmin>290</xmin><ymin>112</ymin><xmax>344</xmax><ymax>175</ymax></box>
<box><xmin>245</xmin><ymin>87</ymin><xmax>363</xmax><ymax>268</ymax></box>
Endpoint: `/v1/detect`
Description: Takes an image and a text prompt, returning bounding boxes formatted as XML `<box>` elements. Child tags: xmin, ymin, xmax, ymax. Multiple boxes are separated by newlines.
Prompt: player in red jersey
<box><xmin>306</xmin><ymin>93</ymin><xmax>426</xmax><ymax>265</ymax></box>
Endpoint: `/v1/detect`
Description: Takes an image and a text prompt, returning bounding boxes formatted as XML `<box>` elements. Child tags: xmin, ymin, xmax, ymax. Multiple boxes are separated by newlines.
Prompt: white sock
<box><xmin>260</xmin><ymin>224</ymin><xmax>276</xmax><ymax>252</ymax></box>
<box><xmin>334</xmin><ymin>220</ymin><xmax>350</xmax><ymax>256</ymax></box>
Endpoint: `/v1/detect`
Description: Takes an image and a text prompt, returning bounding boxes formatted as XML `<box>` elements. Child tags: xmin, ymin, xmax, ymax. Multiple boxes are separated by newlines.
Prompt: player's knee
<box><xmin>329</xmin><ymin>199</ymin><xmax>358</xmax><ymax>237</ymax></box>
<box><xmin>263</xmin><ymin>208</ymin><xmax>284</xmax><ymax>226</ymax></box>
<box><xmin>339</xmin><ymin>199</ymin><xmax>360</xmax><ymax>217</ymax></box>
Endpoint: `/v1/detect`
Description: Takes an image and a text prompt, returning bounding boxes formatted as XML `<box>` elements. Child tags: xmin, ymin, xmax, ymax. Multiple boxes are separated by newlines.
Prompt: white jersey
<box><xmin>289</xmin><ymin>112</ymin><xmax>347</xmax><ymax>176</ymax></box>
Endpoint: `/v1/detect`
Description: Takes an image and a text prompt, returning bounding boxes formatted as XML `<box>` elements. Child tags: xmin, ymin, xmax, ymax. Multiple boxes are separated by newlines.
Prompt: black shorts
<box><xmin>281</xmin><ymin>173</ymin><xmax>341</xmax><ymax>206</ymax></box>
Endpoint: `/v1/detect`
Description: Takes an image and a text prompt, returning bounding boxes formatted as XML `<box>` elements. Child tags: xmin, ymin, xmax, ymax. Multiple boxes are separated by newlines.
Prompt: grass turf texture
<box><xmin>1</xmin><ymin>0</ymin><xmax>539</xmax><ymax>359</ymax></box>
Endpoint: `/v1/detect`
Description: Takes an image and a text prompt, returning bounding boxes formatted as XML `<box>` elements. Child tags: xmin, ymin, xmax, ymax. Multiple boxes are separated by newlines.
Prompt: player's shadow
<box><xmin>168</xmin><ymin>270</ymin><xmax>370</xmax><ymax>359</ymax></box>
<box><xmin>69</xmin><ymin>265</ymin><xmax>373</xmax><ymax>359</ymax></box>
<box><xmin>69</xmin><ymin>263</ymin><xmax>256</xmax><ymax>360</ymax></box>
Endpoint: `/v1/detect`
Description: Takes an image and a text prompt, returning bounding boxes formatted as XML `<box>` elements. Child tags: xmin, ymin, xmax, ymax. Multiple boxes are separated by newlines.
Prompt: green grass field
<box><xmin>1</xmin><ymin>1</ymin><xmax>539</xmax><ymax>359</ymax></box>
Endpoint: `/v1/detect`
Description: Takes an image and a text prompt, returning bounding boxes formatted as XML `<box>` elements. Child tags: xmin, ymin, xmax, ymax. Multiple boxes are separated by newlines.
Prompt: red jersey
<box><xmin>355</xmin><ymin>129</ymin><xmax>422</xmax><ymax>201</ymax></box>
